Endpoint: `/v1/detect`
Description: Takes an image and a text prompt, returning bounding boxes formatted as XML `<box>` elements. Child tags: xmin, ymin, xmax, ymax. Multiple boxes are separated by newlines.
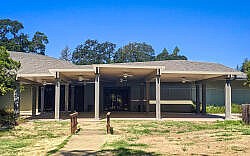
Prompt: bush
<box><xmin>0</xmin><ymin>108</ymin><xmax>15</xmax><ymax>128</ymax></box>
<box><xmin>206</xmin><ymin>104</ymin><xmax>242</xmax><ymax>114</ymax></box>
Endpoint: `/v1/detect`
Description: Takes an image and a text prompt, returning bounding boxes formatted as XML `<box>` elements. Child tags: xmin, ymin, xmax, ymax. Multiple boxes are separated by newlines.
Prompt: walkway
<box><xmin>54</xmin><ymin>121</ymin><xmax>107</xmax><ymax>156</ymax></box>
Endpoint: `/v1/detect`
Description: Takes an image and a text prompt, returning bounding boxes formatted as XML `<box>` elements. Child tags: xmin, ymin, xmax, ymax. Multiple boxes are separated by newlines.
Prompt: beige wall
<box><xmin>0</xmin><ymin>85</ymin><xmax>33</xmax><ymax>114</ymax></box>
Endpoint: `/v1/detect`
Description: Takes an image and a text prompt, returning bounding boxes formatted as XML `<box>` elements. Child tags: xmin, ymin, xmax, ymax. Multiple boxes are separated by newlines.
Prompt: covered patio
<box><xmin>17</xmin><ymin>63</ymin><xmax>240</xmax><ymax>120</ymax></box>
<box><xmin>10</xmin><ymin>51</ymin><xmax>243</xmax><ymax>120</ymax></box>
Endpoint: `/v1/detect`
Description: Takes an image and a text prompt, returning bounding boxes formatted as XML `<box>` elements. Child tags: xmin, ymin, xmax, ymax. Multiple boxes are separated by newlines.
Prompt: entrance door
<box><xmin>104</xmin><ymin>87</ymin><xmax>130</xmax><ymax>111</ymax></box>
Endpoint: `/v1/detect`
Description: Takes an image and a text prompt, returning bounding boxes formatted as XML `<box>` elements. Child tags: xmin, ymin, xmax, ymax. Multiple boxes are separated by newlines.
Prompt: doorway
<box><xmin>103</xmin><ymin>87</ymin><xmax>130</xmax><ymax>111</ymax></box>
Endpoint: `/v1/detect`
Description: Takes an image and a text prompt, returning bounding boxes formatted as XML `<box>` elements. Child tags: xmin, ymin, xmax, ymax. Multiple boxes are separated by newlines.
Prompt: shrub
<box><xmin>0</xmin><ymin>108</ymin><xmax>15</xmax><ymax>128</ymax></box>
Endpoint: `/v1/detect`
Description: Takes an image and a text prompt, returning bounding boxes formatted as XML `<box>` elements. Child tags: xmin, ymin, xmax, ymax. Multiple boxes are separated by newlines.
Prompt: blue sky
<box><xmin>1</xmin><ymin>0</ymin><xmax>250</xmax><ymax>68</ymax></box>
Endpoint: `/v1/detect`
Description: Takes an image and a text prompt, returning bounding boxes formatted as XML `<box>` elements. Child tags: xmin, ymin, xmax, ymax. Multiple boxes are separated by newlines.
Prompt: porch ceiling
<box><xmin>18</xmin><ymin>75</ymin><xmax>56</xmax><ymax>85</ymax></box>
<box><xmin>59</xmin><ymin>71</ymin><xmax>95</xmax><ymax>82</ymax></box>
<box><xmin>160</xmin><ymin>73</ymin><xmax>224</xmax><ymax>82</ymax></box>
<box><xmin>99</xmin><ymin>67</ymin><xmax>156</xmax><ymax>81</ymax></box>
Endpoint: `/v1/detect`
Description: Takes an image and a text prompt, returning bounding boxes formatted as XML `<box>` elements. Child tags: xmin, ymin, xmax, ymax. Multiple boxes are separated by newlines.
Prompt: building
<box><xmin>1</xmin><ymin>52</ymin><xmax>249</xmax><ymax>120</ymax></box>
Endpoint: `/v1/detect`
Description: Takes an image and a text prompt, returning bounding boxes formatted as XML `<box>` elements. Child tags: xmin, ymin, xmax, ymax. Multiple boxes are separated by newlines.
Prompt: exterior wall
<box><xmin>206</xmin><ymin>80</ymin><xmax>250</xmax><ymax>105</ymax></box>
<box><xmin>0</xmin><ymin>85</ymin><xmax>33</xmax><ymax>115</ymax></box>
<box><xmin>20</xmin><ymin>85</ymin><xmax>33</xmax><ymax>114</ymax></box>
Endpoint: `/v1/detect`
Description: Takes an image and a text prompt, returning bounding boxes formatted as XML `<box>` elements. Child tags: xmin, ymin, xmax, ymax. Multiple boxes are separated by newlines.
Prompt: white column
<box><xmin>36</xmin><ymin>86</ymin><xmax>39</xmax><ymax>115</ymax></box>
<box><xmin>41</xmin><ymin>86</ymin><xmax>45</xmax><ymax>113</ymax></box>
<box><xmin>71</xmin><ymin>85</ymin><xmax>75</xmax><ymax>112</ymax></box>
<box><xmin>155</xmin><ymin>69</ymin><xmax>161</xmax><ymax>120</ymax></box>
<box><xmin>65</xmin><ymin>84</ymin><xmax>69</xmax><ymax>112</ymax></box>
<box><xmin>146</xmin><ymin>81</ymin><xmax>150</xmax><ymax>112</ymax></box>
<box><xmin>225</xmin><ymin>79</ymin><xmax>232</xmax><ymax>119</ymax></box>
<box><xmin>95</xmin><ymin>67</ymin><xmax>100</xmax><ymax>120</ymax></box>
<box><xmin>55</xmin><ymin>79</ymin><xmax>60</xmax><ymax>119</ymax></box>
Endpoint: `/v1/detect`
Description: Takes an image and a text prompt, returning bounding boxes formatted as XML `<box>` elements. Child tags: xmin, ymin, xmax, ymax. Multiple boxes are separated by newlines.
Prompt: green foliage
<box><xmin>156</xmin><ymin>46</ymin><xmax>187</xmax><ymax>61</ymax></box>
<box><xmin>0</xmin><ymin>108</ymin><xmax>15</xmax><ymax>128</ymax></box>
<box><xmin>71</xmin><ymin>39</ymin><xmax>188</xmax><ymax>64</ymax></box>
<box><xmin>206</xmin><ymin>104</ymin><xmax>242</xmax><ymax>114</ymax></box>
<box><xmin>72</xmin><ymin>39</ymin><xmax>116</xmax><ymax>65</ymax></box>
<box><xmin>0</xmin><ymin>19</ymin><xmax>49</xmax><ymax>55</ymax></box>
<box><xmin>241</xmin><ymin>58</ymin><xmax>250</xmax><ymax>87</ymax></box>
<box><xmin>29</xmin><ymin>31</ymin><xmax>49</xmax><ymax>55</ymax></box>
<box><xmin>0</xmin><ymin>46</ymin><xmax>20</xmax><ymax>95</ymax></box>
<box><xmin>113</xmin><ymin>42</ymin><xmax>155</xmax><ymax>63</ymax></box>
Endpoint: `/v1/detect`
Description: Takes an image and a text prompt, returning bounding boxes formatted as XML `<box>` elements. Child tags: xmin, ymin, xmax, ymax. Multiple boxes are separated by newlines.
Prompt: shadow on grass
<box><xmin>55</xmin><ymin>148</ymin><xmax>159</xmax><ymax>156</ymax></box>
<box><xmin>97</xmin><ymin>147</ymin><xmax>160</xmax><ymax>156</ymax></box>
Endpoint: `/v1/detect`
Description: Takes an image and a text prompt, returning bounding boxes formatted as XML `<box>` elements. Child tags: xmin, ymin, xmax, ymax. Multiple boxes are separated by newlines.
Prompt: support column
<box><xmin>195</xmin><ymin>82</ymin><xmax>201</xmax><ymax>114</ymax></box>
<box><xmin>201</xmin><ymin>82</ymin><xmax>207</xmax><ymax>114</ymax></box>
<box><xmin>55</xmin><ymin>77</ymin><xmax>60</xmax><ymax>120</ymax></box>
<box><xmin>70</xmin><ymin>85</ymin><xmax>75</xmax><ymax>112</ymax></box>
<box><xmin>155</xmin><ymin>69</ymin><xmax>161</xmax><ymax>120</ymax></box>
<box><xmin>35</xmin><ymin>86</ymin><xmax>39</xmax><ymax>115</ymax></box>
<box><xmin>13</xmin><ymin>82</ymin><xmax>20</xmax><ymax>121</ymax></box>
<box><xmin>41</xmin><ymin>86</ymin><xmax>45</xmax><ymax>113</ymax></box>
<box><xmin>65</xmin><ymin>84</ymin><xmax>69</xmax><ymax>112</ymax></box>
<box><xmin>95</xmin><ymin>67</ymin><xmax>100</xmax><ymax>120</ymax></box>
<box><xmin>146</xmin><ymin>81</ymin><xmax>150</xmax><ymax>113</ymax></box>
<box><xmin>32</xmin><ymin>86</ymin><xmax>36</xmax><ymax>116</ymax></box>
<box><xmin>225</xmin><ymin>79</ymin><xmax>232</xmax><ymax>119</ymax></box>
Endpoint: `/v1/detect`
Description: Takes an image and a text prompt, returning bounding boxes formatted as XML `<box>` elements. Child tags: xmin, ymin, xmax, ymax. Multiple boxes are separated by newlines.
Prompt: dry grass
<box><xmin>0</xmin><ymin>120</ymin><xmax>70</xmax><ymax>156</ymax></box>
<box><xmin>91</xmin><ymin>120</ymin><xmax>250</xmax><ymax>156</ymax></box>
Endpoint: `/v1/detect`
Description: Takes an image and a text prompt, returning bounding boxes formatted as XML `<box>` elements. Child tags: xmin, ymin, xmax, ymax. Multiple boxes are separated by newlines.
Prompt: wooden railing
<box><xmin>70</xmin><ymin>112</ymin><xmax>78</xmax><ymax>134</ymax></box>
<box><xmin>106</xmin><ymin>112</ymin><xmax>111</xmax><ymax>134</ymax></box>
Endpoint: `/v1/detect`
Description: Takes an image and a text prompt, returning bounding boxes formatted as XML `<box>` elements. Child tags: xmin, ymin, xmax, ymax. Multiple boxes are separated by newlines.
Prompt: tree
<box><xmin>172</xmin><ymin>46</ymin><xmax>180</xmax><ymax>56</ymax></box>
<box><xmin>100</xmin><ymin>41</ymin><xmax>116</xmax><ymax>64</ymax></box>
<box><xmin>156</xmin><ymin>48</ymin><xmax>169</xmax><ymax>61</ymax></box>
<box><xmin>0</xmin><ymin>46</ymin><xmax>20</xmax><ymax>95</ymax></box>
<box><xmin>241</xmin><ymin>58</ymin><xmax>250</xmax><ymax>87</ymax></box>
<box><xmin>0</xmin><ymin>19</ymin><xmax>48</xmax><ymax>55</ymax></box>
<box><xmin>59</xmin><ymin>46</ymin><xmax>72</xmax><ymax>61</ymax></box>
<box><xmin>113</xmin><ymin>42</ymin><xmax>155</xmax><ymax>63</ymax></box>
<box><xmin>72</xmin><ymin>39</ymin><xmax>116</xmax><ymax>65</ymax></box>
<box><xmin>29</xmin><ymin>32</ymin><xmax>48</xmax><ymax>55</ymax></box>
<box><xmin>156</xmin><ymin>46</ymin><xmax>187</xmax><ymax>61</ymax></box>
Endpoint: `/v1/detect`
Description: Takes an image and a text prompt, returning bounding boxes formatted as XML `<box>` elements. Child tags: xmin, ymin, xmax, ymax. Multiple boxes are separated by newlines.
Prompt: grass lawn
<box><xmin>1</xmin><ymin>119</ymin><xmax>250</xmax><ymax>156</ymax></box>
<box><xmin>206</xmin><ymin>104</ymin><xmax>242</xmax><ymax>114</ymax></box>
<box><xmin>92</xmin><ymin>120</ymin><xmax>250</xmax><ymax>156</ymax></box>
<box><xmin>0</xmin><ymin>120</ymin><xmax>70</xmax><ymax>156</ymax></box>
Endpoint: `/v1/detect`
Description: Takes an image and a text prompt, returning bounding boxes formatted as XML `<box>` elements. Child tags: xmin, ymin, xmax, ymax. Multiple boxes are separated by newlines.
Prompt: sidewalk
<box><xmin>54</xmin><ymin>121</ymin><xmax>107</xmax><ymax>156</ymax></box>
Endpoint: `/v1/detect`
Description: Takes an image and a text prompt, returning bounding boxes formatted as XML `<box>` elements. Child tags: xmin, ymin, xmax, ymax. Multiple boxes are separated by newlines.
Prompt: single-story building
<box><xmin>1</xmin><ymin>52</ymin><xmax>249</xmax><ymax>120</ymax></box>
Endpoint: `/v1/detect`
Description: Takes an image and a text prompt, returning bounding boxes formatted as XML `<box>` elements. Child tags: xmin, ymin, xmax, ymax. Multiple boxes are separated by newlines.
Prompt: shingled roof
<box><xmin>113</xmin><ymin>60</ymin><xmax>237</xmax><ymax>73</ymax></box>
<box><xmin>9</xmin><ymin>51</ymin><xmax>239</xmax><ymax>75</ymax></box>
<box><xmin>9</xmin><ymin>51</ymin><xmax>92</xmax><ymax>75</ymax></box>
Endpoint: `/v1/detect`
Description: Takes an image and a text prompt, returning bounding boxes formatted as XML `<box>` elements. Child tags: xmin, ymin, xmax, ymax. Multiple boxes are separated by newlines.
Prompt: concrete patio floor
<box><xmin>26</xmin><ymin>112</ymin><xmax>241</xmax><ymax>122</ymax></box>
